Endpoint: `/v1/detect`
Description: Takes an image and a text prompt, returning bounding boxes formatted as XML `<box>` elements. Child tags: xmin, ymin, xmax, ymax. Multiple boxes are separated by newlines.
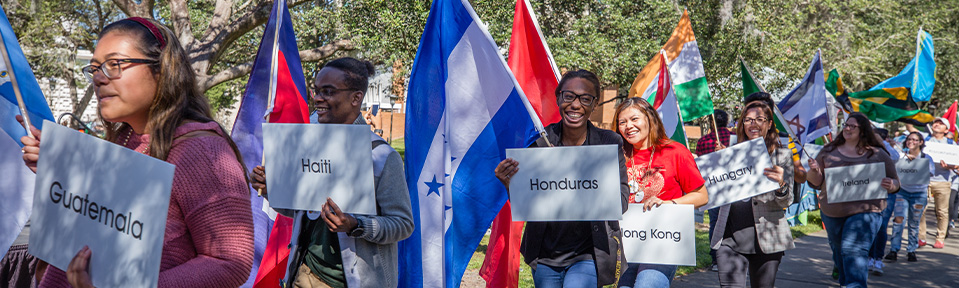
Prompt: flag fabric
<box><xmin>630</xmin><ymin>51</ymin><xmax>687</xmax><ymax>145</ymax></box>
<box><xmin>230</xmin><ymin>0</ymin><xmax>310</xmax><ymax>286</ymax></box>
<box><xmin>629</xmin><ymin>9</ymin><xmax>713</xmax><ymax>121</ymax></box>
<box><xmin>777</xmin><ymin>50</ymin><xmax>831</xmax><ymax>145</ymax></box>
<box><xmin>480</xmin><ymin>0</ymin><xmax>559</xmax><ymax>287</ymax></box>
<box><xmin>943</xmin><ymin>100</ymin><xmax>957</xmax><ymax>140</ymax></box>
<box><xmin>399</xmin><ymin>0</ymin><xmax>544</xmax><ymax>286</ymax></box>
<box><xmin>870</xmin><ymin>29</ymin><xmax>936</xmax><ymax>102</ymax></box>
<box><xmin>827</xmin><ymin>69</ymin><xmax>933</xmax><ymax>126</ymax></box>
<box><xmin>0</xmin><ymin>4</ymin><xmax>54</xmax><ymax>257</ymax></box>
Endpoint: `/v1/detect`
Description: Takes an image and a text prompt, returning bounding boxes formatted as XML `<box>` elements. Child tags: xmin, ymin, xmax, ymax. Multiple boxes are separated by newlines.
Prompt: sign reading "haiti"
<box><xmin>506</xmin><ymin>145</ymin><xmax>623</xmax><ymax>221</ymax></box>
<box><xmin>30</xmin><ymin>120</ymin><xmax>175</xmax><ymax>288</ymax></box>
<box><xmin>263</xmin><ymin>123</ymin><xmax>376</xmax><ymax>215</ymax></box>
<box><xmin>695</xmin><ymin>138</ymin><xmax>781</xmax><ymax>211</ymax></box>
<box><xmin>825</xmin><ymin>162</ymin><xmax>887</xmax><ymax>203</ymax></box>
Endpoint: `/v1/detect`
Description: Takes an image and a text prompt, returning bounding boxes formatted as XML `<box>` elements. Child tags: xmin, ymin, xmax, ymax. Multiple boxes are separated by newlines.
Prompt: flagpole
<box><xmin>710</xmin><ymin>113</ymin><xmax>722</xmax><ymax>147</ymax></box>
<box><xmin>0</xmin><ymin>28</ymin><xmax>35</xmax><ymax>139</ymax></box>
<box><xmin>661</xmin><ymin>50</ymin><xmax>690</xmax><ymax>147</ymax></box>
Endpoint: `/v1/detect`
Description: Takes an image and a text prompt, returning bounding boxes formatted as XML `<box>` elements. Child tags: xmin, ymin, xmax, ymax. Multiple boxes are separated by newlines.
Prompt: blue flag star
<box><xmin>425</xmin><ymin>175</ymin><xmax>443</xmax><ymax>197</ymax></box>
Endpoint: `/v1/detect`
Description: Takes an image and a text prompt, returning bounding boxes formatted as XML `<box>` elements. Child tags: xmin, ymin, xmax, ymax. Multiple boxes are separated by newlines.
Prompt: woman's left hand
<box><xmin>643</xmin><ymin>196</ymin><xmax>667</xmax><ymax>212</ymax></box>
<box><xmin>66</xmin><ymin>246</ymin><xmax>95</xmax><ymax>288</ymax></box>
<box><xmin>880</xmin><ymin>178</ymin><xmax>898</xmax><ymax>193</ymax></box>
<box><xmin>763</xmin><ymin>166</ymin><xmax>784</xmax><ymax>186</ymax></box>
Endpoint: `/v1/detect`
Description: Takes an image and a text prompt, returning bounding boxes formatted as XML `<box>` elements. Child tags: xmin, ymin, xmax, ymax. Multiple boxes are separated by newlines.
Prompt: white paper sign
<box><xmin>30</xmin><ymin>121</ymin><xmax>175</xmax><ymax>287</ymax></box>
<box><xmin>800</xmin><ymin>144</ymin><xmax>825</xmax><ymax>171</ymax></box>
<box><xmin>263</xmin><ymin>123</ymin><xmax>376</xmax><ymax>214</ymax></box>
<box><xmin>896</xmin><ymin>157</ymin><xmax>930</xmax><ymax>187</ymax></box>
<box><xmin>620</xmin><ymin>204</ymin><xmax>696</xmax><ymax>265</ymax></box>
<box><xmin>825</xmin><ymin>162</ymin><xmax>887</xmax><ymax>203</ymax></box>
<box><xmin>924</xmin><ymin>141</ymin><xmax>959</xmax><ymax>165</ymax></box>
<box><xmin>695</xmin><ymin>138</ymin><xmax>780</xmax><ymax>211</ymax></box>
<box><xmin>506</xmin><ymin>145</ymin><xmax>623</xmax><ymax>221</ymax></box>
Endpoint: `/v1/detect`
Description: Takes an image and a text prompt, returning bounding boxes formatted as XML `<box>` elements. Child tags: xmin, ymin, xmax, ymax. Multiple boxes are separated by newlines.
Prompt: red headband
<box><xmin>126</xmin><ymin>17</ymin><xmax>166</xmax><ymax>49</ymax></box>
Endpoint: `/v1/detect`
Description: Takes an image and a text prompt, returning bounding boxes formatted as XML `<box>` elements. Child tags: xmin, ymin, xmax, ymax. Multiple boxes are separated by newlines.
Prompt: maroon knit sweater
<box><xmin>39</xmin><ymin>122</ymin><xmax>254</xmax><ymax>287</ymax></box>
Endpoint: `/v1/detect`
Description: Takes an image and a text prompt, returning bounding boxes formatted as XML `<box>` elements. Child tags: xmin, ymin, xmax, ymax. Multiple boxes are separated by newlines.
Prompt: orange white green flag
<box><xmin>629</xmin><ymin>9</ymin><xmax>714</xmax><ymax>123</ymax></box>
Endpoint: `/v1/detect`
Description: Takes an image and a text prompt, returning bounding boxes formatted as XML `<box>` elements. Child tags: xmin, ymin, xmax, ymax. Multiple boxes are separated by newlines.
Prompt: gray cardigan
<box><xmin>710</xmin><ymin>147</ymin><xmax>795</xmax><ymax>254</ymax></box>
<box><xmin>276</xmin><ymin>116</ymin><xmax>414</xmax><ymax>288</ymax></box>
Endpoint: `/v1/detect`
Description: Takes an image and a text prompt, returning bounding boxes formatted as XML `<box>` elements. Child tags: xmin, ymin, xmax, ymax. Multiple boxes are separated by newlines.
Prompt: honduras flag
<box><xmin>229</xmin><ymin>0</ymin><xmax>310</xmax><ymax>286</ymax></box>
<box><xmin>778</xmin><ymin>50</ymin><xmax>831</xmax><ymax>145</ymax></box>
<box><xmin>399</xmin><ymin>0</ymin><xmax>545</xmax><ymax>287</ymax></box>
<box><xmin>870</xmin><ymin>29</ymin><xmax>935</xmax><ymax>102</ymax></box>
<box><xmin>0</xmin><ymin>4</ymin><xmax>54</xmax><ymax>257</ymax></box>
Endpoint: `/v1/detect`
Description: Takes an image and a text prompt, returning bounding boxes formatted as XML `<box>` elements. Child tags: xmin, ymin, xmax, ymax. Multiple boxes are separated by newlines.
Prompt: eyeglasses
<box><xmin>906</xmin><ymin>138</ymin><xmax>922</xmax><ymax>142</ymax></box>
<box><xmin>81</xmin><ymin>58</ymin><xmax>157</xmax><ymax>82</ymax></box>
<box><xmin>742</xmin><ymin>117</ymin><xmax>768</xmax><ymax>125</ymax></box>
<box><xmin>843</xmin><ymin>123</ymin><xmax>860</xmax><ymax>130</ymax></box>
<box><xmin>310</xmin><ymin>86</ymin><xmax>356</xmax><ymax>99</ymax></box>
<box><xmin>559</xmin><ymin>90</ymin><xmax>596</xmax><ymax>106</ymax></box>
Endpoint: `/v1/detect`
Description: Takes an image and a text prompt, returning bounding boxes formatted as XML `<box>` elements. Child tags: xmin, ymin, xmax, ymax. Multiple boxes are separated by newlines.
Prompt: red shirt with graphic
<box><xmin>626</xmin><ymin>141</ymin><xmax>706</xmax><ymax>203</ymax></box>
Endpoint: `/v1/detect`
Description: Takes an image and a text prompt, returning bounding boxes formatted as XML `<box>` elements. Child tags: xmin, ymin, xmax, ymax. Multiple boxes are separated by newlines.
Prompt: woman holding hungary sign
<box><xmin>710</xmin><ymin>99</ymin><xmax>794</xmax><ymax>288</ymax></box>
<box><xmin>807</xmin><ymin>112</ymin><xmax>899</xmax><ymax>288</ymax></box>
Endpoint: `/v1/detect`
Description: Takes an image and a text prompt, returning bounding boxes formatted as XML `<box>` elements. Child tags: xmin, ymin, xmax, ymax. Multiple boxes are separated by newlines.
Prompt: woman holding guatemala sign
<box><xmin>19</xmin><ymin>18</ymin><xmax>254</xmax><ymax>287</ymax></box>
<box><xmin>807</xmin><ymin>112</ymin><xmax>899</xmax><ymax>288</ymax></box>
<box><xmin>494</xmin><ymin>70</ymin><xmax>629</xmax><ymax>287</ymax></box>
<box><xmin>711</xmin><ymin>99</ymin><xmax>794</xmax><ymax>287</ymax></box>
<box><xmin>612</xmin><ymin>97</ymin><xmax>708</xmax><ymax>287</ymax></box>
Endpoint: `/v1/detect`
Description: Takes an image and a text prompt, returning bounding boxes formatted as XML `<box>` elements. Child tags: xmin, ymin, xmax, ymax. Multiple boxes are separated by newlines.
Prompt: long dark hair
<box><xmin>97</xmin><ymin>19</ymin><xmax>248</xmax><ymax>177</ymax></box>
<box><xmin>613</xmin><ymin>97</ymin><xmax>672</xmax><ymax>157</ymax></box>
<box><xmin>823</xmin><ymin>112</ymin><xmax>885</xmax><ymax>158</ymax></box>
<box><xmin>735</xmin><ymin>101</ymin><xmax>779</xmax><ymax>153</ymax></box>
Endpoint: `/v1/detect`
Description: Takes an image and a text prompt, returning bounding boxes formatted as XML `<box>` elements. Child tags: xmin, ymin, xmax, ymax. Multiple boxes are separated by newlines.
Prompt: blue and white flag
<box><xmin>778</xmin><ymin>50</ymin><xmax>831</xmax><ymax>145</ymax></box>
<box><xmin>870</xmin><ymin>29</ymin><xmax>935</xmax><ymax>102</ymax></box>
<box><xmin>399</xmin><ymin>0</ymin><xmax>544</xmax><ymax>287</ymax></box>
<box><xmin>0</xmin><ymin>4</ymin><xmax>54</xmax><ymax>257</ymax></box>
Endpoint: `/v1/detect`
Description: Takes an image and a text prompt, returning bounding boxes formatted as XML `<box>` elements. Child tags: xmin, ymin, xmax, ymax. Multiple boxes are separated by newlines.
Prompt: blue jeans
<box><xmin>617</xmin><ymin>263</ymin><xmax>677</xmax><ymax>288</ymax></box>
<box><xmin>707</xmin><ymin>207</ymin><xmax>719</xmax><ymax>262</ymax></box>
<box><xmin>890</xmin><ymin>190</ymin><xmax>928</xmax><ymax>253</ymax></box>
<box><xmin>531</xmin><ymin>259</ymin><xmax>597</xmax><ymax>288</ymax></box>
<box><xmin>821</xmin><ymin>212</ymin><xmax>882</xmax><ymax>288</ymax></box>
<box><xmin>868</xmin><ymin>193</ymin><xmax>897</xmax><ymax>259</ymax></box>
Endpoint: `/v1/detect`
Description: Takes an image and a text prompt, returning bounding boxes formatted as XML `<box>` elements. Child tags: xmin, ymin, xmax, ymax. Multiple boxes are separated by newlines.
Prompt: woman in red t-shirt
<box><xmin>613</xmin><ymin>97</ymin><xmax>708</xmax><ymax>287</ymax></box>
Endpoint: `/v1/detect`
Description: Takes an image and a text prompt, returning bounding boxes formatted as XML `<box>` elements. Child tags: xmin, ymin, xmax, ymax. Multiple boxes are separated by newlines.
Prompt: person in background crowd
<box><xmin>613</xmin><ymin>97</ymin><xmax>709</xmax><ymax>288</ymax></box>
<box><xmin>20</xmin><ymin>17</ymin><xmax>255</xmax><ymax>287</ymax></box>
<box><xmin>695</xmin><ymin>109</ymin><xmax>731</xmax><ymax>272</ymax></box>
<box><xmin>866</xmin><ymin>127</ymin><xmax>899</xmax><ymax>275</ymax></box>
<box><xmin>251</xmin><ymin>57</ymin><xmax>414</xmax><ymax>288</ymax></box>
<box><xmin>908</xmin><ymin>117</ymin><xmax>958</xmax><ymax>249</ymax></box>
<box><xmin>495</xmin><ymin>70</ymin><xmax>629</xmax><ymax>288</ymax></box>
<box><xmin>808</xmin><ymin>112</ymin><xmax>899</xmax><ymax>288</ymax></box>
<box><xmin>885</xmin><ymin>132</ymin><xmax>934</xmax><ymax>263</ymax></box>
<box><xmin>711</xmin><ymin>101</ymin><xmax>794</xmax><ymax>288</ymax></box>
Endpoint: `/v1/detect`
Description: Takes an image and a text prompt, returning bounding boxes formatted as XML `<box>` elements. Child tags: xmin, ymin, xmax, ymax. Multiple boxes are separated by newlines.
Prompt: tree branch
<box><xmin>299</xmin><ymin>39</ymin><xmax>354</xmax><ymax>62</ymax></box>
<box><xmin>112</xmin><ymin>0</ymin><xmax>154</xmax><ymax>18</ymax></box>
<box><xmin>169</xmin><ymin>0</ymin><xmax>195</xmax><ymax>47</ymax></box>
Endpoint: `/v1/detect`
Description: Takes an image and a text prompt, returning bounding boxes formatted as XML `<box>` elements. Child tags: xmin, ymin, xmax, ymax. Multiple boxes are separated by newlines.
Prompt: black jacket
<box><xmin>520</xmin><ymin>121</ymin><xmax>629</xmax><ymax>287</ymax></box>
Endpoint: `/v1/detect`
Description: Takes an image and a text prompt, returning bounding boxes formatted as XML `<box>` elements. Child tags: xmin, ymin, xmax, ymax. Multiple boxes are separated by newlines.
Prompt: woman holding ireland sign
<box><xmin>807</xmin><ymin>112</ymin><xmax>899</xmax><ymax>288</ymax></box>
<box><xmin>612</xmin><ymin>97</ymin><xmax>709</xmax><ymax>287</ymax></box>
<box><xmin>710</xmin><ymin>99</ymin><xmax>794</xmax><ymax>288</ymax></box>
<box><xmin>20</xmin><ymin>18</ymin><xmax>254</xmax><ymax>287</ymax></box>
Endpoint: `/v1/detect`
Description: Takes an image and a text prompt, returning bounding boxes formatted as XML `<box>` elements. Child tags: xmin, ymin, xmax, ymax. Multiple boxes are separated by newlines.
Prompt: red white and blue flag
<box><xmin>230</xmin><ymin>0</ymin><xmax>309</xmax><ymax>286</ymax></box>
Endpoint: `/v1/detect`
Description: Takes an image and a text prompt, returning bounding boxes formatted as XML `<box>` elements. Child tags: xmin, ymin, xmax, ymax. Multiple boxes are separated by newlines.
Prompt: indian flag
<box><xmin>635</xmin><ymin>52</ymin><xmax>687</xmax><ymax>145</ymax></box>
<box><xmin>629</xmin><ymin>9</ymin><xmax>713</xmax><ymax>122</ymax></box>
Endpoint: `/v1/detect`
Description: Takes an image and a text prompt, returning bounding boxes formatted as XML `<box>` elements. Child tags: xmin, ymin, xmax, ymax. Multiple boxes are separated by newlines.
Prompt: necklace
<box><xmin>121</xmin><ymin>128</ymin><xmax>149</xmax><ymax>154</ymax></box>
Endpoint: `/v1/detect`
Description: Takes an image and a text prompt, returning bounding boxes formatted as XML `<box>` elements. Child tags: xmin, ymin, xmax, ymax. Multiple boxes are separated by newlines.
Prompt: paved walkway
<box><xmin>674</xmin><ymin>206</ymin><xmax>959</xmax><ymax>288</ymax></box>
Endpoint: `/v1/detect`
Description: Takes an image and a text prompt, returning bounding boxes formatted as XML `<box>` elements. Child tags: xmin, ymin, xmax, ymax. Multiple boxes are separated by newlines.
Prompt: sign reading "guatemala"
<box><xmin>824</xmin><ymin>162</ymin><xmax>887</xmax><ymax>203</ymax></box>
<box><xmin>695</xmin><ymin>137</ymin><xmax>781</xmax><ymax>211</ymax></box>
<box><xmin>620</xmin><ymin>204</ymin><xmax>696</xmax><ymax>265</ymax></box>
<box><xmin>924</xmin><ymin>141</ymin><xmax>959</xmax><ymax>166</ymax></box>
<box><xmin>30</xmin><ymin>120</ymin><xmax>175</xmax><ymax>287</ymax></box>
<box><xmin>262</xmin><ymin>123</ymin><xmax>376</xmax><ymax>214</ymax></box>
<box><xmin>506</xmin><ymin>145</ymin><xmax>623</xmax><ymax>221</ymax></box>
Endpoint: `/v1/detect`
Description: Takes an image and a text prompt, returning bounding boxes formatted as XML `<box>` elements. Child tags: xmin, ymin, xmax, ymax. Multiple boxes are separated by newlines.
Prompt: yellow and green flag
<box><xmin>826</xmin><ymin>69</ymin><xmax>934</xmax><ymax>125</ymax></box>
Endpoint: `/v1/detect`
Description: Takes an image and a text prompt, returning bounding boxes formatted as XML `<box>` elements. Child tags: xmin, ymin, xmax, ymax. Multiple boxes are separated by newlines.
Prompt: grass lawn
<box><xmin>390</xmin><ymin>137</ymin><xmax>404</xmax><ymax>158</ymax></box>
<box><xmin>464</xmin><ymin>210</ymin><xmax>823</xmax><ymax>287</ymax></box>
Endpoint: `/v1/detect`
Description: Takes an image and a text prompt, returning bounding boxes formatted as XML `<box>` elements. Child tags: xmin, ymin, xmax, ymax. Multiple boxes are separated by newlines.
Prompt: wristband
<box><xmin>670</xmin><ymin>200</ymin><xmax>678</xmax><ymax>205</ymax></box>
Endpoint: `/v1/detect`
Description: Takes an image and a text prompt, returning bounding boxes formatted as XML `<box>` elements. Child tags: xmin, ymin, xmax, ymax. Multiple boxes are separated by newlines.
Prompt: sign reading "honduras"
<box><xmin>695</xmin><ymin>137</ymin><xmax>781</xmax><ymax>211</ymax></box>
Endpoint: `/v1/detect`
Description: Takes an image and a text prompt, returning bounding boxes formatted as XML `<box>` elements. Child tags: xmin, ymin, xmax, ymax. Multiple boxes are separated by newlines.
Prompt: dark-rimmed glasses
<box><xmin>559</xmin><ymin>90</ymin><xmax>596</xmax><ymax>106</ymax></box>
<box><xmin>310</xmin><ymin>86</ymin><xmax>357</xmax><ymax>100</ymax></box>
<box><xmin>81</xmin><ymin>58</ymin><xmax>157</xmax><ymax>82</ymax></box>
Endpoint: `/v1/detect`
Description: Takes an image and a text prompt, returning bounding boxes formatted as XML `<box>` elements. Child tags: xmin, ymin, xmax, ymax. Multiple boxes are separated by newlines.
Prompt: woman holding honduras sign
<box><xmin>611</xmin><ymin>97</ymin><xmax>708</xmax><ymax>288</ymax></box>
<box><xmin>495</xmin><ymin>70</ymin><xmax>629</xmax><ymax>288</ymax></box>
<box><xmin>710</xmin><ymin>99</ymin><xmax>794</xmax><ymax>288</ymax></box>
<box><xmin>19</xmin><ymin>18</ymin><xmax>254</xmax><ymax>287</ymax></box>
<box><xmin>807</xmin><ymin>112</ymin><xmax>899</xmax><ymax>288</ymax></box>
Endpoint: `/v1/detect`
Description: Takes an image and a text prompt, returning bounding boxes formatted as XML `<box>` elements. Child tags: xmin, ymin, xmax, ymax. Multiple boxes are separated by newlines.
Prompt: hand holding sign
<box><xmin>321</xmin><ymin>198</ymin><xmax>358</xmax><ymax>233</ymax></box>
<box><xmin>66</xmin><ymin>246</ymin><xmax>94</xmax><ymax>288</ymax></box>
<box><xmin>880</xmin><ymin>178</ymin><xmax>899</xmax><ymax>193</ymax></box>
<box><xmin>494</xmin><ymin>158</ymin><xmax>520</xmax><ymax>188</ymax></box>
<box><xmin>763</xmin><ymin>166</ymin><xmax>785</xmax><ymax>185</ymax></box>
